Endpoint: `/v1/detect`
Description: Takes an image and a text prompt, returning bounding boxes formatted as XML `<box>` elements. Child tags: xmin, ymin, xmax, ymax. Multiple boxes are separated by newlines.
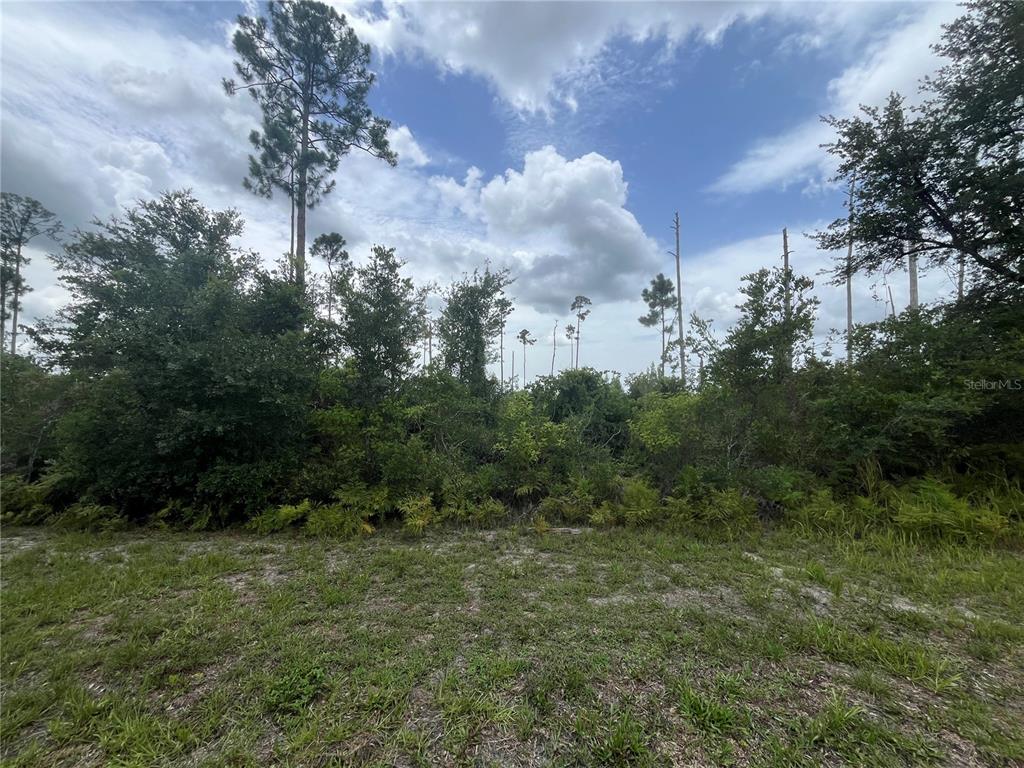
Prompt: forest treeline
<box><xmin>1</xmin><ymin>0</ymin><xmax>1021</xmax><ymax>541</ymax></box>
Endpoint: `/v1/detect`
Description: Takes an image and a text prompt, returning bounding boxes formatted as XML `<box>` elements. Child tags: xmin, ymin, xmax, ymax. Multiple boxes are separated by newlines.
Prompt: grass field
<box><xmin>1</xmin><ymin>525</ymin><xmax>1022</xmax><ymax>767</ymax></box>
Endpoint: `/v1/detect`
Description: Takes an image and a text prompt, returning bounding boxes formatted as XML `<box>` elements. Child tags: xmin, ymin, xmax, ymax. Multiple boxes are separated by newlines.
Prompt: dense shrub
<box><xmin>888</xmin><ymin>478</ymin><xmax>1007</xmax><ymax>543</ymax></box>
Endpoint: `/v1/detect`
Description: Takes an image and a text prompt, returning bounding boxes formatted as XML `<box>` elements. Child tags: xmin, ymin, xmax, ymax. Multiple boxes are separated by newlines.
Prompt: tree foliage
<box><xmin>336</xmin><ymin>245</ymin><xmax>422</xmax><ymax>406</ymax></box>
<box><xmin>1</xmin><ymin>192</ymin><xmax>61</xmax><ymax>354</ymax></box>
<box><xmin>225</xmin><ymin>0</ymin><xmax>395</xmax><ymax>289</ymax></box>
<box><xmin>813</xmin><ymin>0</ymin><xmax>1023</xmax><ymax>292</ymax></box>
<box><xmin>437</xmin><ymin>268</ymin><xmax>512</xmax><ymax>395</ymax></box>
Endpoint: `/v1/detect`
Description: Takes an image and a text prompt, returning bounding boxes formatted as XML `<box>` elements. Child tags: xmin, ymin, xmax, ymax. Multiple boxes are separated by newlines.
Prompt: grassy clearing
<box><xmin>1</xmin><ymin>525</ymin><xmax>1022</xmax><ymax>767</ymax></box>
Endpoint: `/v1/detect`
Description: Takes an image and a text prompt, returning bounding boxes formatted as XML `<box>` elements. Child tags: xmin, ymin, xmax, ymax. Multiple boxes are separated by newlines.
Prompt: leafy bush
<box><xmin>584</xmin><ymin>476</ymin><xmax>663</xmax><ymax>527</ymax></box>
<box><xmin>300</xmin><ymin>483</ymin><xmax>385</xmax><ymax>538</ymax></box>
<box><xmin>788</xmin><ymin>489</ymin><xmax>852</xmax><ymax>532</ymax></box>
<box><xmin>399</xmin><ymin>493</ymin><xmax>434</xmax><ymax>535</ymax></box>
<box><xmin>740</xmin><ymin>466</ymin><xmax>817</xmax><ymax>509</ymax></box>
<box><xmin>889</xmin><ymin>478</ymin><xmax>1007</xmax><ymax>542</ymax></box>
<box><xmin>695</xmin><ymin>489</ymin><xmax>757</xmax><ymax>527</ymax></box>
<box><xmin>618</xmin><ymin>477</ymin><xmax>662</xmax><ymax>526</ymax></box>
<box><xmin>51</xmin><ymin>502</ymin><xmax>126</xmax><ymax>531</ymax></box>
<box><xmin>246</xmin><ymin>500</ymin><xmax>313</xmax><ymax>535</ymax></box>
<box><xmin>0</xmin><ymin>476</ymin><xmax>52</xmax><ymax>525</ymax></box>
<box><xmin>304</xmin><ymin>503</ymin><xmax>375</xmax><ymax>539</ymax></box>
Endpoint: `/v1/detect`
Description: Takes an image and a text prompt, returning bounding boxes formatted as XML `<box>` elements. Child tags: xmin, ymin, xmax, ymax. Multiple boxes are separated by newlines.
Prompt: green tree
<box><xmin>496</xmin><ymin>296</ymin><xmax>513</xmax><ymax>388</ymax></box>
<box><xmin>711</xmin><ymin>267</ymin><xmax>818</xmax><ymax>391</ymax></box>
<box><xmin>0</xmin><ymin>355</ymin><xmax>68</xmax><ymax>479</ymax></box>
<box><xmin>516</xmin><ymin>328</ymin><xmax>535</xmax><ymax>388</ymax></box>
<box><xmin>813</xmin><ymin>0</ymin><xmax>1023</xmax><ymax>291</ymax></box>
<box><xmin>437</xmin><ymin>268</ymin><xmax>512</xmax><ymax>395</ymax></box>
<box><xmin>564</xmin><ymin>323</ymin><xmax>575</xmax><ymax>369</ymax></box>
<box><xmin>570</xmin><ymin>295</ymin><xmax>592</xmax><ymax>369</ymax></box>
<box><xmin>39</xmin><ymin>192</ymin><xmax>313</xmax><ymax>519</ymax></box>
<box><xmin>1</xmin><ymin>193</ymin><xmax>61</xmax><ymax>355</ymax></box>
<box><xmin>638</xmin><ymin>273</ymin><xmax>676</xmax><ymax>377</ymax></box>
<box><xmin>311</xmin><ymin>232</ymin><xmax>351</xmax><ymax>322</ymax></box>
<box><xmin>337</xmin><ymin>245</ymin><xmax>422</xmax><ymax>405</ymax></box>
<box><xmin>225</xmin><ymin>0</ymin><xmax>396</xmax><ymax>291</ymax></box>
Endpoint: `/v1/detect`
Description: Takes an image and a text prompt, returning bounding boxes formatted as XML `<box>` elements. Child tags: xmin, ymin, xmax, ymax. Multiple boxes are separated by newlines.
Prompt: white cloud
<box><xmin>710</xmin><ymin>3</ymin><xmax>961</xmax><ymax>195</ymax></box>
<box><xmin>347</xmin><ymin>1</ymin><xmax>903</xmax><ymax>114</ymax></box>
<box><xmin>388</xmin><ymin>125</ymin><xmax>430</xmax><ymax>167</ymax></box>
<box><xmin>475</xmin><ymin>146</ymin><xmax>660</xmax><ymax>311</ymax></box>
<box><xmin>0</xmin><ymin>0</ymin><xmax>964</xmax><ymax>378</ymax></box>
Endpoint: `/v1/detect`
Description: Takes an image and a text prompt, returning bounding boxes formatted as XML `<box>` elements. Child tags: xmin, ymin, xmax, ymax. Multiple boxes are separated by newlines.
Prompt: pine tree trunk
<box><xmin>845</xmin><ymin>266</ymin><xmax>854</xmax><ymax>366</ymax></box>
<box><xmin>575</xmin><ymin>323</ymin><xmax>581</xmax><ymax>370</ymax></box>
<box><xmin>295</xmin><ymin>87</ymin><xmax>312</xmax><ymax>292</ymax></box>
<box><xmin>551</xmin><ymin>322</ymin><xmax>557</xmax><ymax>376</ymax></box>
<box><xmin>845</xmin><ymin>182</ymin><xmax>855</xmax><ymax>366</ymax></box>
<box><xmin>0</xmin><ymin>274</ymin><xmax>7</xmax><ymax>353</ymax></box>
<box><xmin>673</xmin><ymin>213</ymin><xmax>685</xmax><ymax>386</ymax></box>
<box><xmin>783</xmin><ymin>227</ymin><xmax>792</xmax><ymax>372</ymax></box>
<box><xmin>908</xmin><ymin>245</ymin><xmax>919</xmax><ymax>310</ymax></box>
<box><xmin>659</xmin><ymin>311</ymin><xmax>665</xmax><ymax>378</ymax></box>
<box><xmin>957</xmin><ymin>254</ymin><xmax>965</xmax><ymax>301</ymax></box>
<box><xmin>10</xmin><ymin>242</ymin><xmax>21</xmax><ymax>355</ymax></box>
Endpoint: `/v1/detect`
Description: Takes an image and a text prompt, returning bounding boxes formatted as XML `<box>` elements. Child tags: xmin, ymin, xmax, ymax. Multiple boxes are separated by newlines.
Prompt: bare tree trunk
<box><xmin>511</xmin><ymin>350</ymin><xmax>515</xmax><ymax>390</ymax></box>
<box><xmin>659</xmin><ymin>309</ymin><xmax>666</xmax><ymax>378</ymax></box>
<box><xmin>295</xmin><ymin>87</ymin><xmax>312</xmax><ymax>292</ymax></box>
<box><xmin>908</xmin><ymin>242</ymin><xmax>919</xmax><ymax>310</ymax></box>
<box><xmin>673</xmin><ymin>212</ymin><xmax>685</xmax><ymax>386</ymax></box>
<box><xmin>887</xmin><ymin>284</ymin><xmax>896</xmax><ymax>318</ymax></box>
<box><xmin>845</xmin><ymin>182</ymin><xmax>855</xmax><ymax>366</ymax></box>
<box><xmin>551</xmin><ymin>321</ymin><xmax>557</xmax><ymax>376</ymax></box>
<box><xmin>782</xmin><ymin>227</ymin><xmax>792</xmax><ymax>372</ymax></box>
<box><xmin>0</xmin><ymin>275</ymin><xmax>7</xmax><ymax>354</ymax></box>
<box><xmin>10</xmin><ymin>242</ymin><xmax>22</xmax><ymax>355</ymax></box>
<box><xmin>845</xmin><ymin>262</ymin><xmax>854</xmax><ymax>365</ymax></box>
<box><xmin>499</xmin><ymin>324</ymin><xmax>504</xmax><ymax>387</ymax></box>
<box><xmin>957</xmin><ymin>253</ymin><xmax>965</xmax><ymax>301</ymax></box>
<box><xmin>289</xmin><ymin>165</ymin><xmax>295</xmax><ymax>272</ymax></box>
<box><xmin>575</xmin><ymin>323</ymin><xmax>581</xmax><ymax>370</ymax></box>
<box><xmin>522</xmin><ymin>342</ymin><xmax>527</xmax><ymax>386</ymax></box>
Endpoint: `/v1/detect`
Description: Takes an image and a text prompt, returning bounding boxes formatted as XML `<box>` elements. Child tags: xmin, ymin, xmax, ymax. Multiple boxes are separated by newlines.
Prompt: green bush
<box><xmin>0</xmin><ymin>476</ymin><xmax>52</xmax><ymax>525</ymax></box>
<box><xmin>399</xmin><ymin>493</ymin><xmax>435</xmax><ymax>535</ymax></box>
<box><xmin>788</xmin><ymin>489</ymin><xmax>860</xmax><ymax>533</ymax></box>
<box><xmin>695</xmin><ymin>489</ymin><xmax>757</xmax><ymax>526</ymax></box>
<box><xmin>889</xmin><ymin>478</ymin><xmax>1007</xmax><ymax>542</ymax></box>
<box><xmin>619</xmin><ymin>477</ymin><xmax>662</xmax><ymax>526</ymax></box>
<box><xmin>585</xmin><ymin>476</ymin><xmax>662</xmax><ymax>527</ymax></box>
<box><xmin>246</xmin><ymin>500</ymin><xmax>313</xmax><ymax>535</ymax></box>
<box><xmin>740</xmin><ymin>465</ymin><xmax>817</xmax><ymax>509</ymax></box>
<box><xmin>300</xmin><ymin>483</ymin><xmax>386</xmax><ymax>538</ymax></box>
<box><xmin>304</xmin><ymin>503</ymin><xmax>375</xmax><ymax>539</ymax></box>
<box><xmin>51</xmin><ymin>502</ymin><xmax>126</xmax><ymax>531</ymax></box>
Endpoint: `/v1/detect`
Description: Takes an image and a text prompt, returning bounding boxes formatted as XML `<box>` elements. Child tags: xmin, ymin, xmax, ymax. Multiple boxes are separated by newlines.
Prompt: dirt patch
<box><xmin>0</xmin><ymin>534</ymin><xmax>43</xmax><ymax>559</ymax></box>
<box><xmin>222</xmin><ymin>556</ymin><xmax>289</xmax><ymax>604</ymax></box>
<box><xmin>73</xmin><ymin>612</ymin><xmax>113</xmax><ymax>643</ymax></box>
<box><xmin>160</xmin><ymin>661</ymin><xmax>233</xmax><ymax>716</ymax></box>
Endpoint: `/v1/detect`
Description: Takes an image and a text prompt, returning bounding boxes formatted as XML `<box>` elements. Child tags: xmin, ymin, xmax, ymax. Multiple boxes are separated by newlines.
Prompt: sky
<box><xmin>0</xmin><ymin>0</ymin><xmax>966</xmax><ymax>381</ymax></box>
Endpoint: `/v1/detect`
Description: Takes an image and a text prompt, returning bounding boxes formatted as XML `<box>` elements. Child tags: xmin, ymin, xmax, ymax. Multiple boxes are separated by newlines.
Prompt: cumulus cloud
<box><xmin>709</xmin><ymin>3</ymin><xmax>960</xmax><ymax>196</ymax></box>
<box><xmin>0</xmin><ymin>0</ymin><xmax>963</xmax><ymax>376</ymax></box>
<box><xmin>388</xmin><ymin>125</ymin><xmax>430</xmax><ymax>167</ymax></box>
<box><xmin>347</xmin><ymin>0</ymin><xmax>897</xmax><ymax>114</ymax></box>
<box><xmin>476</xmin><ymin>147</ymin><xmax>660</xmax><ymax>311</ymax></box>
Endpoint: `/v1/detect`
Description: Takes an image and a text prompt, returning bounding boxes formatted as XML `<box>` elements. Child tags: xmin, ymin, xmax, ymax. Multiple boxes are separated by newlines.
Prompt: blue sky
<box><xmin>1</xmin><ymin>1</ymin><xmax>964</xmax><ymax>379</ymax></box>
